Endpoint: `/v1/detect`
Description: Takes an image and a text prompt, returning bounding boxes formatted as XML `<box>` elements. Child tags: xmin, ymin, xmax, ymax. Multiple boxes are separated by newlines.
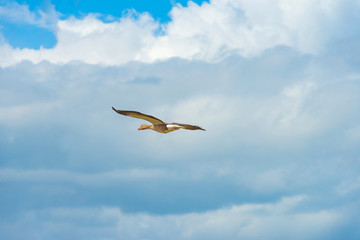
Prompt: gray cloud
<box><xmin>0</xmin><ymin>196</ymin><xmax>352</xmax><ymax>240</ymax></box>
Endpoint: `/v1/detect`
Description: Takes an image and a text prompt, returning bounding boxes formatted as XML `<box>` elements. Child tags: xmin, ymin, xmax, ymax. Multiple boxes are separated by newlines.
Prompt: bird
<box><xmin>112</xmin><ymin>107</ymin><xmax>205</xmax><ymax>133</ymax></box>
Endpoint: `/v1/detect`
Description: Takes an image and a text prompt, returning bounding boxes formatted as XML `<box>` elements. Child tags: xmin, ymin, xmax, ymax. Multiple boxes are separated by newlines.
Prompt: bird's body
<box><xmin>112</xmin><ymin>107</ymin><xmax>205</xmax><ymax>133</ymax></box>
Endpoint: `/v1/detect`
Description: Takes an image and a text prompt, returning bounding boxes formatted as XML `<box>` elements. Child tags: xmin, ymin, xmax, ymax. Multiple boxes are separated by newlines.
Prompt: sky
<box><xmin>1</xmin><ymin>0</ymin><xmax>360</xmax><ymax>239</ymax></box>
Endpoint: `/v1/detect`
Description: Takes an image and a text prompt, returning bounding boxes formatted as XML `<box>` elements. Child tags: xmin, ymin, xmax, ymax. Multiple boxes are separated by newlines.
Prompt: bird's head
<box><xmin>138</xmin><ymin>124</ymin><xmax>150</xmax><ymax>130</ymax></box>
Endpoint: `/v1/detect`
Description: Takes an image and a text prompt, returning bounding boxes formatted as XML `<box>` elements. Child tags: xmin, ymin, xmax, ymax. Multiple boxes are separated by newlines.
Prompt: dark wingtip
<box><xmin>112</xmin><ymin>106</ymin><xmax>116</xmax><ymax>111</ymax></box>
<box><xmin>197</xmin><ymin>126</ymin><xmax>206</xmax><ymax>131</ymax></box>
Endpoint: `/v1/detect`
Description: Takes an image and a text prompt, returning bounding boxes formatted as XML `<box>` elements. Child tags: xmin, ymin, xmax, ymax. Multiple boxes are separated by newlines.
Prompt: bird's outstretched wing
<box><xmin>173</xmin><ymin>122</ymin><xmax>206</xmax><ymax>131</ymax></box>
<box><xmin>112</xmin><ymin>107</ymin><xmax>165</xmax><ymax>125</ymax></box>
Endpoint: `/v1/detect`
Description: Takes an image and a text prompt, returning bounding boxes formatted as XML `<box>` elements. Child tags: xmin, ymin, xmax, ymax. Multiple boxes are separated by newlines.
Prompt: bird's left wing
<box><xmin>112</xmin><ymin>107</ymin><xmax>165</xmax><ymax>125</ymax></box>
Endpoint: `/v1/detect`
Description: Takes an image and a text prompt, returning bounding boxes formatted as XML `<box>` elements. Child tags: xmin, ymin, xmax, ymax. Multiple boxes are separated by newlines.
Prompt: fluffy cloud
<box><xmin>0</xmin><ymin>12</ymin><xmax>159</xmax><ymax>66</ymax></box>
<box><xmin>1</xmin><ymin>0</ymin><xmax>360</xmax><ymax>66</ymax></box>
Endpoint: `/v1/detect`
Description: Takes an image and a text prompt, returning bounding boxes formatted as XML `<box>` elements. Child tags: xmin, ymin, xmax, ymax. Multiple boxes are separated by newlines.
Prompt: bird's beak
<box><xmin>138</xmin><ymin>127</ymin><xmax>142</xmax><ymax>130</ymax></box>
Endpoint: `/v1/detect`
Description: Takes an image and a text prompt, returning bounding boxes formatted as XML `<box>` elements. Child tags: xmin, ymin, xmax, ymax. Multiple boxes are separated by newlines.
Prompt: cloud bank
<box><xmin>1</xmin><ymin>0</ymin><xmax>360</xmax><ymax>239</ymax></box>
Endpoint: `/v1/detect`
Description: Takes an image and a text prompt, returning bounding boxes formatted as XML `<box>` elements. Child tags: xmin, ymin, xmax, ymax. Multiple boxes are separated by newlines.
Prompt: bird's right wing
<box><xmin>112</xmin><ymin>107</ymin><xmax>165</xmax><ymax>125</ymax></box>
<box><xmin>173</xmin><ymin>123</ymin><xmax>206</xmax><ymax>131</ymax></box>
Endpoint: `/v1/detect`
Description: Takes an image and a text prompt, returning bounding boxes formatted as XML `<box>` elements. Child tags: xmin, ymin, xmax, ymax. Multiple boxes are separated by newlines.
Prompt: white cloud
<box><xmin>1</xmin><ymin>0</ymin><xmax>360</xmax><ymax>66</ymax></box>
<box><xmin>153</xmin><ymin>0</ymin><xmax>293</xmax><ymax>60</ymax></box>
<box><xmin>51</xmin><ymin>13</ymin><xmax>159</xmax><ymax>64</ymax></box>
<box><xmin>0</xmin><ymin>12</ymin><xmax>159</xmax><ymax>66</ymax></box>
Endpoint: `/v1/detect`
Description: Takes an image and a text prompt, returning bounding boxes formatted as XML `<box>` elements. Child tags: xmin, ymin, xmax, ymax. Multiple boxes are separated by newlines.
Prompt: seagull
<box><xmin>112</xmin><ymin>107</ymin><xmax>205</xmax><ymax>133</ymax></box>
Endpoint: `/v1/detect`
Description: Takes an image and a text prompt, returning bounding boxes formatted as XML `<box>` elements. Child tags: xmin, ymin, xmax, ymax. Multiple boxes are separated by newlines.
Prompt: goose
<box><xmin>112</xmin><ymin>107</ymin><xmax>205</xmax><ymax>133</ymax></box>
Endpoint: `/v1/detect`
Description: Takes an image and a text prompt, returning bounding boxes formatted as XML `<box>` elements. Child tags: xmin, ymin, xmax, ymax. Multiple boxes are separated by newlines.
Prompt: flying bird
<box><xmin>112</xmin><ymin>107</ymin><xmax>205</xmax><ymax>133</ymax></box>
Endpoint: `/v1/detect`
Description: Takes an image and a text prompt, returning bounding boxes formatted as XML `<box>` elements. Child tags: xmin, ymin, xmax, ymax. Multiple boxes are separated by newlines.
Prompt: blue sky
<box><xmin>1</xmin><ymin>0</ymin><xmax>360</xmax><ymax>239</ymax></box>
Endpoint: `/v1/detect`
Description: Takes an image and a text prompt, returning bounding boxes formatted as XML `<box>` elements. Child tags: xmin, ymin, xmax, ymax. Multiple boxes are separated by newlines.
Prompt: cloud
<box><xmin>1</xmin><ymin>1</ymin><xmax>360</xmax><ymax>239</ymax></box>
<box><xmin>0</xmin><ymin>101</ymin><xmax>61</xmax><ymax>127</ymax></box>
<box><xmin>1</xmin><ymin>49</ymin><xmax>359</xmax><ymax>164</ymax></box>
<box><xmin>0</xmin><ymin>195</ymin><xmax>347</xmax><ymax>240</ymax></box>
<box><xmin>0</xmin><ymin>168</ymin><xmax>174</xmax><ymax>185</ymax></box>
<box><xmin>1</xmin><ymin>0</ymin><xmax>360</xmax><ymax>66</ymax></box>
<box><xmin>0</xmin><ymin>1</ymin><xmax>58</xmax><ymax>28</ymax></box>
<box><xmin>0</xmin><ymin>12</ymin><xmax>159</xmax><ymax>66</ymax></box>
<box><xmin>337</xmin><ymin>177</ymin><xmax>360</xmax><ymax>195</ymax></box>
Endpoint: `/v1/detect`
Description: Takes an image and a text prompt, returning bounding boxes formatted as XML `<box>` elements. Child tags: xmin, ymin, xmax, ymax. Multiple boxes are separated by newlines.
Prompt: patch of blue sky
<box><xmin>0</xmin><ymin>20</ymin><xmax>56</xmax><ymax>49</ymax></box>
<box><xmin>6</xmin><ymin>0</ymin><xmax>210</xmax><ymax>22</ymax></box>
<box><xmin>53</xmin><ymin>0</ymin><xmax>209</xmax><ymax>21</ymax></box>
